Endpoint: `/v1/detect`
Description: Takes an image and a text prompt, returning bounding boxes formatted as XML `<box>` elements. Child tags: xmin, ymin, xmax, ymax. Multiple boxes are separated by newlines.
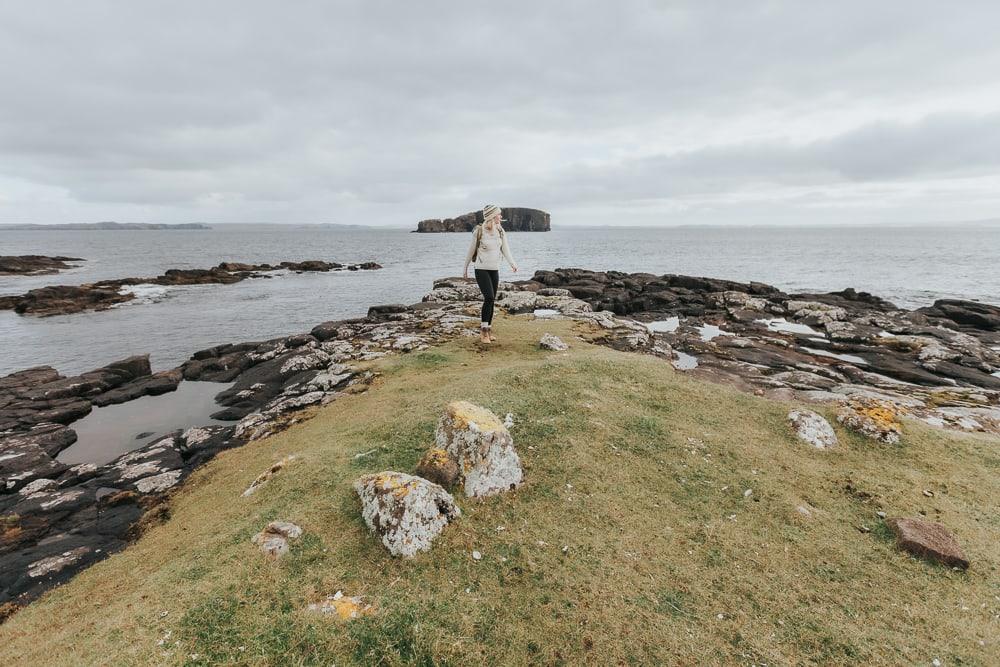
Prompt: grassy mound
<box><xmin>2</xmin><ymin>316</ymin><xmax>997</xmax><ymax>665</ymax></box>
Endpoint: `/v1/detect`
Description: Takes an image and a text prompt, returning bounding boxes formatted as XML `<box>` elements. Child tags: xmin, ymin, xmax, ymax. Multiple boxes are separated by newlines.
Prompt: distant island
<box><xmin>0</xmin><ymin>222</ymin><xmax>211</xmax><ymax>231</ymax></box>
<box><xmin>415</xmin><ymin>207</ymin><xmax>550</xmax><ymax>232</ymax></box>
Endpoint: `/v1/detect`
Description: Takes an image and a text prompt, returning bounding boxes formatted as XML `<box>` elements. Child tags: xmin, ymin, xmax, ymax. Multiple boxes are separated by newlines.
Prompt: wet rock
<box><xmin>0</xmin><ymin>255</ymin><xmax>84</xmax><ymax>276</ymax></box>
<box><xmin>354</xmin><ymin>472</ymin><xmax>460</xmax><ymax>557</ymax></box>
<box><xmin>414</xmin><ymin>448</ymin><xmax>460</xmax><ymax>488</ymax></box>
<box><xmin>434</xmin><ymin>401</ymin><xmax>523</xmax><ymax>497</ymax></box>
<box><xmin>91</xmin><ymin>369</ymin><xmax>182</xmax><ymax>407</ymax></box>
<box><xmin>1</xmin><ymin>260</ymin><xmax>381</xmax><ymax>316</ymax></box>
<box><xmin>539</xmin><ymin>333</ymin><xmax>569</xmax><ymax>351</ymax></box>
<box><xmin>836</xmin><ymin>398</ymin><xmax>903</xmax><ymax>444</ymax></box>
<box><xmin>251</xmin><ymin>521</ymin><xmax>303</xmax><ymax>558</ymax></box>
<box><xmin>917</xmin><ymin>299</ymin><xmax>1000</xmax><ymax>331</ymax></box>
<box><xmin>787</xmin><ymin>410</ymin><xmax>838</xmax><ymax>449</ymax></box>
<box><xmin>886</xmin><ymin>517</ymin><xmax>969</xmax><ymax>569</ymax></box>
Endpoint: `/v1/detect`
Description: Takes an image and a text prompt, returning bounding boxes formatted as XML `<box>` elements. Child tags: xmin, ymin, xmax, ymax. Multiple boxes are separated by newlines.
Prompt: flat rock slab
<box><xmin>354</xmin><ymin>471</ymin><xmax>460</xmax><ymax>557</ymax></box>
<box><xmin>434</xmin><ymin>401</ymin><xmax>523</xmax><ymax>497</ymax></box>
<box><xmin>886</xmin><ymin>517</ymin><xmax>969</xmax><ymax>569</ymax></box>
<box><xmin>788</xmin><ymin>409</ymin><xmax>838</xmax><ymax>449</ymax></box>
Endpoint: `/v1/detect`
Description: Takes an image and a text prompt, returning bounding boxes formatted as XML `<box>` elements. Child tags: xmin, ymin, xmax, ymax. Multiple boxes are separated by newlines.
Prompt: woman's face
<box><xmin>487</xmin><ymin>212</ymin><xmax>501</xmax><ymax>227</ymax></box>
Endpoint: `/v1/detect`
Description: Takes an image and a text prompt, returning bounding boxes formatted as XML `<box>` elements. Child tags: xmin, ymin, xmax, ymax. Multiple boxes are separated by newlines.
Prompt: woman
<box><xmin>463</xmin><ymin>203</ymin><xmax>519</xmax><ymax>344</ymax></box>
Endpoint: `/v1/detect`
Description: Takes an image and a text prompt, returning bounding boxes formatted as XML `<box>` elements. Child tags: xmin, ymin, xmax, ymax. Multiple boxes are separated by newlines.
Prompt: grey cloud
<box><xmin>1</xmin><ymin>2</ymin><xmax>999</xmax><ymax>223</ymax></box>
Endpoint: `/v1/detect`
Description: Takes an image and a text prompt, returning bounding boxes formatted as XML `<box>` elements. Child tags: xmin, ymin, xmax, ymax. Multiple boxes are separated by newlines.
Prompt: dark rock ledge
<box><xmin>0</xmin><ymin>255</ymin><xmax>85</xmax><ymax>277</ymax></box>
<box><xmin>0</xmin><ymin>259</ymin><xmax>382</xmax><ymax>317</ymax></box>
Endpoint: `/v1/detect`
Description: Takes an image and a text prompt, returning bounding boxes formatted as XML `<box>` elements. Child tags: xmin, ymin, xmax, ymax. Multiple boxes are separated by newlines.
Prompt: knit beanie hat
<box><xmin>482</xmin><ymin>204</ymin><xmax>506</xmax><ymax>222</ymax></box>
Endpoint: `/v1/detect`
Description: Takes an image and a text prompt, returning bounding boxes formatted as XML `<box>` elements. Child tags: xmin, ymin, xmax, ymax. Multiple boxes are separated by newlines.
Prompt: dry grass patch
<box><xmin>1</xmin><ymin>315</ymin><xmax>997</xmax><ymax>665</ymax></box>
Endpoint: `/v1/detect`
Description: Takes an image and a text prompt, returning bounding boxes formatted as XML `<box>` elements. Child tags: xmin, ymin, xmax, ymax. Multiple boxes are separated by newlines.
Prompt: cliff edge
<box><xmin>415</xmin><ymin>207</ymin><xmax>550</xmax><ymax>232</ymax></box>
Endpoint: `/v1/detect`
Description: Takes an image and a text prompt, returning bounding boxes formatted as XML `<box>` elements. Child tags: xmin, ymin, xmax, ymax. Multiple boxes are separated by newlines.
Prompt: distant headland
<box><xmin>415</xmin><ymin>207</ymin><xmax>550</xmax><ymax>232</ymax></box>
<box><xmin>0</xmin><ymin>222</ymin><xmax>211</xmax><ymax>231</ymax></box>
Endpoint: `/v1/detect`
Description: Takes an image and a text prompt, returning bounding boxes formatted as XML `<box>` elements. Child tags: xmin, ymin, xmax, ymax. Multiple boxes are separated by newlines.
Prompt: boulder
<box><xmin>886</xmin><ymin>517</ymin><xmax>969</xmax><ymax>569</ymax></box>
<box><xmin>539</xmin><ymin>334</ymin><xmax>569</xmax><ymax>351</ymax></box>
<box><xmin>836</xmin><ymin>397</ymin><xmax>903</xmax><ymax>444</ymax></box>
<box><xmin>414</xmin><ymin>448</ymin><xmax>460</xmax><ymax>488</ymax></box>
<box><xmin>434</xmin><ymin>401</ymin><xmax>523</xmax><ymax>497</ymax></box>
<box><xmin>354</xmin><ymin>472</ymin><xmax>460</xmax><ymax>557</ymax></box>
<box><xmin>787</xmin><ymin>410</ymin><xmax>838</xmax><ymax>449</ymax></box>
<box><xmin>251</xmin><ymin>521</ymin><xmax>303</xmax><ymax>558</ymax></box>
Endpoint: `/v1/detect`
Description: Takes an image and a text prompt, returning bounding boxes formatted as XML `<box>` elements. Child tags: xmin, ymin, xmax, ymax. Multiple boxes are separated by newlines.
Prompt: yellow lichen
<box><xmin>446</xmin><ymin>400</ymin><xmax>504</xmax><ymax>432</ymax></box>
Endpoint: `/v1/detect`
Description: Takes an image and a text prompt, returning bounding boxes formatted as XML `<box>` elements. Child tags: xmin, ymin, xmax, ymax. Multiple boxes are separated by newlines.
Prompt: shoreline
<box><xmin>2</xmin><ymin>268</ymin><xmax>1000</xmax><ymax>619</ymax></box>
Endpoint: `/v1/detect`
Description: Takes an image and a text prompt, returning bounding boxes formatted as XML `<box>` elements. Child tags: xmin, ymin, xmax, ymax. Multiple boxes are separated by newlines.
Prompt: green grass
<box><xmin>1</xmin><ymin>315</ymin><xmax>997</xmax><ymax>665</ymax></box>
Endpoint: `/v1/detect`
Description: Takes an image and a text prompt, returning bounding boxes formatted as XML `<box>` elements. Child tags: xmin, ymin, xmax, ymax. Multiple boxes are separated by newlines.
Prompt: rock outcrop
<box><xmin>0</xmin><ymin>260</ymin><xmax>382</xmax><ymax>317</ymax></box>
<box><xmin>415</xmin><ymin>207</ymin><xmax>550</xmax><ymax>232</ymax></box>
<box><xmin>0</xmin><ymin>256</ymin><xmax>85</xmax><ymax>276</ymax></box>
<box><xmin>885</xmin><ymin>517</ymin><xmax>969</xmax><ymax>569</ymax></box>
<box><xmin>837</xmin><ymin>398</ymin><xmax>903</xmax><ymax>444</ymax></box>
<box><xmin>520</xmin><ymin>268</ymin><xmax>1000</xmax><ymax>435</ymax></box>
<box><xmin>434</xmin><ymin>401</ymin><xmax>523</xmax><ymax>497</ymax></box>
<box><xmin>354</xmin><ymin>472</ymin><xmax>461</xmax><ymax>557</ymax></box>
<box><xmin>787</xmin><ymin>410</ymin><xmax>838</xmax><ymax>449</ymax></box>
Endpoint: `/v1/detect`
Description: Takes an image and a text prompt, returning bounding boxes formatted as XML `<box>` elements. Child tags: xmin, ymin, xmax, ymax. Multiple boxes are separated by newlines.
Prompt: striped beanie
<box><xmin>482</xmin><ymin>204</ymin><xmax>506</xmax><ymax>222</ymax></box>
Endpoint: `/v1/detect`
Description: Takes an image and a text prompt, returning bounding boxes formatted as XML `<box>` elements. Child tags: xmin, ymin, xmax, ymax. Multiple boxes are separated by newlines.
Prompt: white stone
<box><xmin>354</xmin><ymin>471</ymin><xmax>460</xmax><ymax>557</ymax></box>
<box><xmin>19</xmin><ymin>478</ymin><xmax>57</xmax><ymax>496</ymax></box>
<box><xmin>135</xmin><ymin>470</ymin><xmax>183</xmax><ymax>493</ymax></box>
<box><xmin>434</xmin><ymin>401</ymin><xmax>523</xmax><ymax>497</ymax></box>
<box><xmin>787</xmin><ymin>409</ymin><xmax>839</xmax><ymax>449</ymax></box>
<box><xmin>27</xmin><ymin>546</ymin><xmax>90</xmax><ymax>578</ymax></box>
<box><xmin>539</xmin><ymin>333</ymin><xmax>569</xmax><ymax>351</ymax></box>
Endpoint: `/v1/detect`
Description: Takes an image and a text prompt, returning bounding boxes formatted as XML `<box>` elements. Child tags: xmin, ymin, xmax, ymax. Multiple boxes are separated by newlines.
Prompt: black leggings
<box><xmin>474</xmin><ymin>269</ymin><xmax>500</xmax><ymax>324</ymax></box>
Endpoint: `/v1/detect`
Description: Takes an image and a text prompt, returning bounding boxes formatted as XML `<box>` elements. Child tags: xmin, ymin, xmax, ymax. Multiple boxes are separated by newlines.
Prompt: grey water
<box><xmin>56</xmin><ymin>380</ymin><xmax>232</xmax><ymax>465</ymax></box>
<box><xmin>2</xmin><ymin>224</ymin><xmax>999</xmax><ymax>377</ymax></box>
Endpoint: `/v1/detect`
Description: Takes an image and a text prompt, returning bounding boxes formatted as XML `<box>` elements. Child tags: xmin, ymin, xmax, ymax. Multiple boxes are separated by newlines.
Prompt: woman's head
<box><xmin>482</xmin><ymin>204</ymin><xmax>504</xmax><ymax>229</ymax></box>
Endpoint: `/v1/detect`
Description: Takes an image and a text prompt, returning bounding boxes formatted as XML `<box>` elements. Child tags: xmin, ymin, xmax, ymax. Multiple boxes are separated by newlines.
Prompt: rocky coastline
<box><xmin>0</xmin><ymin>259</ymin><xmax>382</xmax><ymax>317</ymax></box>
<box><xmin>2</xmin><ymin>268</ymin><xmax>999</xmax><ymax>620</ymax></box>
<box><xmin>0</xmin><ymin>255</ymin><xmax>85</xmax><ymax>276</ymax></box>
<box><xmin>415</xmin><ymin>207</ymin><xmax>550</xmax><ymax>232</ymax></box>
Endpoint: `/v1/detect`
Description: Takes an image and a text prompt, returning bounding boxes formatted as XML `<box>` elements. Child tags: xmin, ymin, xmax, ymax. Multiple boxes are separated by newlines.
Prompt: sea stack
<box><xmin>415</xmin><ymin>207</ymin><xmax>550</xmax><ymax>232</ymax></box>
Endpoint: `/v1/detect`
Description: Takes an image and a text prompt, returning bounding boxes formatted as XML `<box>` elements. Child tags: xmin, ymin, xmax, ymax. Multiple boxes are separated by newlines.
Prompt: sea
<box><xmin>2</xmin><ymin>225</ymin><xmax>999</xmax><ymax>377</ymax></box>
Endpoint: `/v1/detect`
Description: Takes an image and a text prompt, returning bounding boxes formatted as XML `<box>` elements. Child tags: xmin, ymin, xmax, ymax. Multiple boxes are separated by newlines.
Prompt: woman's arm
<box><xmin>500</xmin><ymin>232</ymin><xmax>518</xmax><ymax>272</ymax></box>
<box><xmin>463</xmin><ymin>228</ymin><xmax>478</xmax><ymax>277</ymax></box>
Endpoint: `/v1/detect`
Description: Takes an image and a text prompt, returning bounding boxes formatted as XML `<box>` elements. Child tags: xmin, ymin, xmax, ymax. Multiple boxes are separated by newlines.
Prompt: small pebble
<box><xmin>876</xmin><ymin>511</ymin><xmax>887</xmax><ymax>519</ymax></box>
<box><xmin>717</xmin><ymin>613</ymin><xmax>725</xmax><ymax>620</ymax></box>
<box><xmin>472</xmin><ymin>550</ymin><xmax>482</xmax><ymax>561</ymax></box>
<box><xmin>743</xmin><ymin>489</ymin><xmax>753</xmax><ymax>498</ymax></box>
<box><xmin>923</xmin><ymin>490</ymin><xmax>934</xmax><ymax>497</ymax></box>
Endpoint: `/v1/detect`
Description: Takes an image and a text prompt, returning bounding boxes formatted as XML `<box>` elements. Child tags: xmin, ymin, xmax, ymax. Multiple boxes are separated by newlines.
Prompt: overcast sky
<box><xmin>2</xmin><ymin>2</ymin><xmax>1000</xmax><ymax>227</ymax></box>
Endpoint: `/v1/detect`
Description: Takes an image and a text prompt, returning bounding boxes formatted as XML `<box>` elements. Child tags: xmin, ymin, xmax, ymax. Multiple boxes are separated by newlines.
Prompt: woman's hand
<box><xmin>463</xmin><ymin>268</ymin><xmax>469</xmax><ymax>279</ymax></box>
<box><xmin>512</xmin><ymin>265</ymin><xmax>519</xmax><ymax>273</ymax></box>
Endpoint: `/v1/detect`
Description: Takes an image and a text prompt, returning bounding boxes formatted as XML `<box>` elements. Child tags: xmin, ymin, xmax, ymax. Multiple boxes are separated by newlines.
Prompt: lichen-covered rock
<box><xmin>539</xmin><ymin>333</ymin><xmax>569</xmax><ymax>351</ymax></box>
<box><xmin>434</xmin><ymin>401</ymin><xmax>523</xmax><ymax>497</ymax></box>
<box><xmin>886</xmin><ymin>517</ymin><xmax>969</xmax><ymax>569</ymax></box>
<box><xmin>787</xmin><ymin>409</ymin><xmax>838</xmax><ymax>449</ymax></box>
<box><xmin>354</xmin><ymin>471</ymin><xmax>460</xmax><ymax>557</ymax></box>
<box><xmin>251</xmin><ymin>520</ymin><xmax>303</xmax><ymax>558</ymax></box>
<box><xmin>415</xmin><ymin>447</ymin><xmax>460</xmax><ymax>488</ymax></box>
<box><xmin>306</xmin><ymin>591</ymin><xmax>375</xmax><ymax>620</ymax></box>
<box><xmin>837</xmin><ymin>397</ymin><xmax>903</xmax><ymax>444</ymax></box>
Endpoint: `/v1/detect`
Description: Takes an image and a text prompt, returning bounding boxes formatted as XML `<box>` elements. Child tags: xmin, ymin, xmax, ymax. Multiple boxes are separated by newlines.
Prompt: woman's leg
<box><xmin>486</xmin><ymin>270</ymin><xmax>500</xmax><ymax>340</ymax></box>
<box><xmin>487</xmin><ymin>270</ymin><xmax>499</xmax><ymax>324</ymax></box>
<box><xmin>474</xmin><ymin>269</ymin><xmax>496</xmax><ymax>332</ymax></box>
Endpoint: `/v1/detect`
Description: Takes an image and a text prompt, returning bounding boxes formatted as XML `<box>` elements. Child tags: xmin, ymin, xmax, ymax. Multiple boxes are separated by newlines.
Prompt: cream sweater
<box><xmin>464</xmin><ymin>225</ymin><xmax>517</xmax><ymax>272</ymax></box>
